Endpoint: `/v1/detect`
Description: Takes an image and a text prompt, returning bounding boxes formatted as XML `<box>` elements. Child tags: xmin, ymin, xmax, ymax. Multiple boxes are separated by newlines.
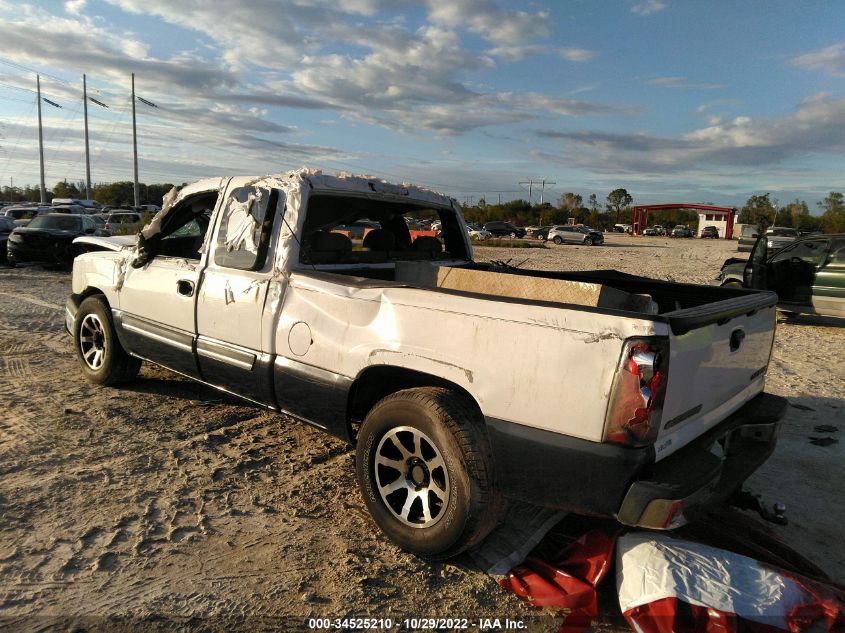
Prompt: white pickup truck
<box><xmin>67</xmin><ymin>169</ymin><xmax>786</xmax><ymax>559</ymax></box>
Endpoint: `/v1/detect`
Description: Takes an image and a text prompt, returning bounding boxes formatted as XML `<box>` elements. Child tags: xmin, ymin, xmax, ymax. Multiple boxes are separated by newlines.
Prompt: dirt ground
<box><xmin>0</xmin><ymin>234</ymin><xmax>842</xmax><ymax>632</ymax></box>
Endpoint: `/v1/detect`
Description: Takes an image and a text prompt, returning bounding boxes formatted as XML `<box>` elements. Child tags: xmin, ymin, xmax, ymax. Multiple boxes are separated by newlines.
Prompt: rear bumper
<box><xmin>617</xmin><ymin>392</ymin><xmax>786</xmax><ymax>529</ymax></box>
<box><xmin>486</xmin><ymin>392</ymin><xmax>785</xmax><ymax>527</ymax></box>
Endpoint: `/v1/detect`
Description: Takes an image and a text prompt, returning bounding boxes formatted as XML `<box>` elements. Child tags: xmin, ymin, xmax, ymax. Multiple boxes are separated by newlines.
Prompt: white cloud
<box><xmin>534</xmin><ymin>94</ymin><xmax>845</xmax><ymax>175</ymax></box>
<box><xmin>647</xmin><ymin>76</ymin><xmax>725</xmax><ymax>90</ymax></box>
<box><xmin>64</xmin><ymin>0</ymin><xmax>86</xmax><ymax>15</ymax></box>
<box><xmin>631</xmin><ymin>0</ymin><xmax>666</xmax><ymax>16</ymax></box>
<box><xmin>424</xmin><ymin>0</ymin><xmax>551</xmax><ymax>46</ymax></box>
<box><xmin>792</xmin><ymin>42</ymin><xmax>845</xmax><ymax>76</ymax></box>
<box><xmin>559</xmin><ymin>47</ymin><xmax>596</xmax><ymax>62</ymax></box>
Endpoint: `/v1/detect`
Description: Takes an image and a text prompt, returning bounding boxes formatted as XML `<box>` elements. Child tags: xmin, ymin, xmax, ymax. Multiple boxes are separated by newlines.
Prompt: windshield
<box><xmin>26</xmin><ymin>216</ymin><xmax>81</xmax><ymax>231</ymax></box>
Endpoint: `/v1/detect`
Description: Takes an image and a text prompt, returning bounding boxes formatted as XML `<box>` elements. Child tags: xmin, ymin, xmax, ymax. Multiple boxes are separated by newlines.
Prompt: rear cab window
<box><xmin>298</xmin><ymin>194</ymin><xmax>468</xmax><ymax>266</ymax></box>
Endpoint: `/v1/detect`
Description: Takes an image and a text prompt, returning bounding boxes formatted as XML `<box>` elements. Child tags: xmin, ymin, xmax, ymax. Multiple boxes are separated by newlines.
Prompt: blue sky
<box><xmin>1</xmin><ymin>0</ymin><xmax>844</xmax><ymax>208</ymax></box>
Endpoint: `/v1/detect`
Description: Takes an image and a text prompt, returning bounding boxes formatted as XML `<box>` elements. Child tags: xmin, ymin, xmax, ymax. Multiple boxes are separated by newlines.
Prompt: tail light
<box><xmin>603</xmin><ymin>337</ymin><xmax>670</xmax><ymax>447</ymax></box>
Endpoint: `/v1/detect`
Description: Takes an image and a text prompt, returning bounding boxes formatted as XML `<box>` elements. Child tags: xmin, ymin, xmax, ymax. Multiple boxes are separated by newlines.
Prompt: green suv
<box><xmin>714</xmin><ymin>234</ymin><xmax>845</xmax><ymax>318</ymax></box>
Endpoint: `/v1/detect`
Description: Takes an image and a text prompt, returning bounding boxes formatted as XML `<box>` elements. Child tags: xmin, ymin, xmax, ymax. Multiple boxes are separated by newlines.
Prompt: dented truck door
<box><xmin>115</xmin><ymin>188</ymin><xmax>224</xmax><ymax>378</ymax></box>
<box><xmin>194</xmin><ymin>180</ymin><xmax>282</xmax><ymax>405</ymax></box>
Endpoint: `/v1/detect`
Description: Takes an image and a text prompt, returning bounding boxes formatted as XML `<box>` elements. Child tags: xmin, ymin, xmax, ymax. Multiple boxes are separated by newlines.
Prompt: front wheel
<box><xmin>356</xmin><ymin>387</ymin><xmax>502</xmax><ymax>560</ymax></box>
<box><xmin>553</xmin><ymin>235</ymin><xmax>563</xmax><ymax>245</ymax></box>
<box><xmin>74</xmin><ymin>295</ymin><xmax>141</xmax><ymax>386</ymax></box>
<box><xmin>509</xmin><ymin>231</ymin><xmax>517</xmax><ymax>239</ymax></box>
<box><xmin>584</xmin><ymin>236</ymin><xmax>594</xmax><ymax>246</ymax></box>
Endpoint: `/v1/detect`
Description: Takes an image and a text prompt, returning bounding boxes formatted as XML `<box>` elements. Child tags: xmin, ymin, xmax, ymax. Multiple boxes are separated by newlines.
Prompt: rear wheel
<box><xmin>74</xmin><ymin>295</ymin><xmax>141</xmax><ymax>386</ymax></box>
<box><xmin>356</xmin><ymin>387</ymin><xmax>502</xmax><ymax>560</ymax></box>
<box><xmin>553</xmin><ymin>235</ymin><xmax>563</xmax><ymax>245</ymax></box>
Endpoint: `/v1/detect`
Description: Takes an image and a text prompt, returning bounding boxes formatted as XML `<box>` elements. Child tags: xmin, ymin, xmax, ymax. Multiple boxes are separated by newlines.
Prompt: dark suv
<box><xmin>700</xmin><ymin>226</ymin><xmax>720</xmax><ymax>239</ymax></box>
<box><xmin>482</xmin><ymin>221</ymin><xmax>526</xmax><ymax>238</ymax></box>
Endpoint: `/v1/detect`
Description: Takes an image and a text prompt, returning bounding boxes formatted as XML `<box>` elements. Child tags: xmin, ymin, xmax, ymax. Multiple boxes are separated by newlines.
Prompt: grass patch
<box><xmin>473</xmin><ymin>238</ymin><xmax>547</xmax><ymax>248</ymax></box>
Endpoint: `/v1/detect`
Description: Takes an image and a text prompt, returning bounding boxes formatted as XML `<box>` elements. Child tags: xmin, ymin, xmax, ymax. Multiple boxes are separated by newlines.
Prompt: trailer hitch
<box><xmin>728</xmin><ymin>489</ymin><xmax>788</xmax><ymax>525</ymax></box>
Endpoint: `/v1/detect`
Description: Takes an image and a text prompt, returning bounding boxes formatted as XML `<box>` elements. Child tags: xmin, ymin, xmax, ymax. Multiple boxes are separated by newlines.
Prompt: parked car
<box><xmin>103</xmin><ymin>212</ymin><xmax>144</xmax><ymax>234</ymax></box>
<box><xmin>715</xmin><ymin>233</ymin><xmax>845</xmax><ymax>318</ymax></box>
<box><xmin>67</xmin><ymin>170</ymin><xmax>784</xmax><ymax>559</ymax></box>
<box><xmin>336</xmin><ymin>220</ymin><xmax>381</xmax><ymax>238</ymax></box>
<box><xmin>765</xmin><ymin>227</ymin><xmax>799</xmax><ymax>251</ymax></box>
<box><xmin>7</xmin><ymin>213</ymin><xmax>99</xmax><ymax>267</ymax></box>
<box><xmin>700</xmin><ymin>226</ymin><xmax>720</xmax><ymax>239</ymax></box>
<box><xmin>52</xmin><ymin>198</ymin><xmax>99</xmax><ymax>211</ymax></box>
<box><xmin>613</xmin><ymin>224</ymin><xmax>631</xmax><ymax>233</ymax></box>
<box><xmin>737</xmin><ymin>225</ymin><xmax>760</xmax><ymax>252</ymax></box>
<box><xmin>530</xmin><ymin>225</ymin><xmax>555</xmax><ymax>241</ymax></box>
<box><xmin>3</xmin><ymin>205</ymin><xmax>52</xmax><ymax>227</ymax></box>
<box><xmin>671</xmin><ymin>225</ymin><xmax>694</xmax><ymax>238</ymax></box>
<box><xmin>483</xmin><ymin>221</ymin><xmax>525</xmax><ymax>238</ymax></box>
<box><xmin>465</xmin><ymin>223</ymin><xmax>492</xmax><ymax>240</ymax></box>
<box><xmin>548</xmin><ymin>225</ymin><xmax>604</xmax><ymax>245</ymax></box>
<box><xmin>0</xmin><ymin>216</ymin><xmax>16</xmax><ymax>263</ymax></box>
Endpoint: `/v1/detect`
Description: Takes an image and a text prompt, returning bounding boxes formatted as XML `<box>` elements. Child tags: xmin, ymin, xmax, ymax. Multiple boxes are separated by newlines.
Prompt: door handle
<box><xmin>177</xmin><ymin>279</ymin><xmax>195</xmax><ymax>297</ymax></box>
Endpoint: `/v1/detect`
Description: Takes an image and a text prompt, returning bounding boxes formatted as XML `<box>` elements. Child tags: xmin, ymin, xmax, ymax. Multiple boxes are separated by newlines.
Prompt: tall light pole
<box><xmin>83</xmin><ymin>74</ymin><xmax>91</xmax><ymax>200</ymax></box>
<box><xmin>36</xmin><ymin>75</ymin><xmax>46</xmax><ymax>204</ymax></box>
<box><xmin>131</xmin><ymin>72</ymin><xmax>139</xmax><ymax>207</ymax></box>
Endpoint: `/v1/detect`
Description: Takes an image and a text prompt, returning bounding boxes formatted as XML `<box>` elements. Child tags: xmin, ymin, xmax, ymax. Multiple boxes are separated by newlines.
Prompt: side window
<box><xmin>771</xmin><ymin>240</ymin><xmax>827</xmax><ymax>265</ymax></box>
<box><xmin>214</xmin><ymin>186</ymin><xmax>279</xmax><ymax>271</ymax></box>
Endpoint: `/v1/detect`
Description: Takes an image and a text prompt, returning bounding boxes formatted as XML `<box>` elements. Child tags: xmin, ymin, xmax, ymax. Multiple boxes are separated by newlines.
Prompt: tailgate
<box><xmin>654</xmin><ymin>291</ymin><xmax>778</xmax><ymax>461</ymax></box>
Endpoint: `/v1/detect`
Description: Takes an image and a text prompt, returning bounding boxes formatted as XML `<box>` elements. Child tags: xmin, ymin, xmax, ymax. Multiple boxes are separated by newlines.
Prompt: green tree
<box><xmin>588</xmin><ymin>193</ymin><xmax>599</xmax><ymax>214</ymax></box>
<box><xmin>739</xmin><ymin>193</ymin><xmax>777</xmax><ymax>230</ymax></box>
<box><xmin>52</xmin><ymin>181</ymin><xmax>80</xmax><ymax>199</ymax></box>
<box><xmin>818</xmin><ymin>191</ymin><xmax>845</xmax><ymax>233</ymax></box>
<box><xmin>606</xmin><ymin>188</ymin><xmax>633</xmax><ymax>223</ymax></box>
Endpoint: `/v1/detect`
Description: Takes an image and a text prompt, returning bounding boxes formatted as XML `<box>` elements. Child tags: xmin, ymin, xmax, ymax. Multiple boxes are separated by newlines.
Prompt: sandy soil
<box><xmin>0</xmin><ymin>234</ymin><xmax>842</xmax><ymax>631</ymax></box>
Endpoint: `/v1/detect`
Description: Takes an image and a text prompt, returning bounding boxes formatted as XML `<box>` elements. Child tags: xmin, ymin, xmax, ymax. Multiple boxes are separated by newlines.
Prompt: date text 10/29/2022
<box><xmin>308</xmin><ymin>618</ymin><xmax>527</xmax><ymax>630</ymax></box>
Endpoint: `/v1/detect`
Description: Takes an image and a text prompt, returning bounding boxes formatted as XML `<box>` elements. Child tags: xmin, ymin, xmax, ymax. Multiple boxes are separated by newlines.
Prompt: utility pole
<box><xmin>131</xmin><ymin>72</ymin><xmax>139</xmax><ymax>207</ymax></box>
<box><xmin>539</xmin><ymin>179</ymin><xmax>556</xmax><ymax>206</ymax></box>
<box><xmin>519</xmin><ymin>179</ymin><xmax>534</xmax><ymax>202</ymax></box>
<box><xmin>36</xmin><ymin>75</ymin><xmax>46</xmax><ymax>204</ymax></box>
<box><xmin>83</xmin><ymin>74</ymin><xmax>91</xmax><ymax>200</ymax></box>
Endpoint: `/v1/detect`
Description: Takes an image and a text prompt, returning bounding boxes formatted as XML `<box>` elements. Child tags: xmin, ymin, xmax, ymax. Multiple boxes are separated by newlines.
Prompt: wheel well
<box><xmin>346</xmin><ymin>366</ymin><xmax>481</xmax><ymax>442</ymax></box>
<box><xmin>71</xmin><ymin>286</ymin><xmax>107</xmax><ymax>309</ymax></box>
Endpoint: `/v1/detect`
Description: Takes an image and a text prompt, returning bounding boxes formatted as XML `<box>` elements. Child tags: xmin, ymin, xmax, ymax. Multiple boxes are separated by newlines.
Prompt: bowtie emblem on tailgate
<box><xmin>730</xmin><ymin>328</ymin><xmax>746</xmax><ymax>352</ymax></box>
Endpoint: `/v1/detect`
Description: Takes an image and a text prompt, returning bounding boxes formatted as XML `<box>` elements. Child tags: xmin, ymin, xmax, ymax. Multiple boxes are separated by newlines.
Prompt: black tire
<box><xmin>509</xmin><ymin>231</ymin><xmax>517</xmax><ymax>239</ymax></box>
<box><xmin>722</xmin><ymin>281</ymin><xmax>743</xmax><ymax>288</ymax></box>
<box><xmin>584</xmin><ymin>236</ymin><xmax>594</xmax><ymax>246</ymax></box>
<box><xmin>7</xmin><ymin>256</ymin><xmax>16</xmax><ymax>268</ymax></box>
<box><xmin>74</xmin><ymin>295</ymin><xmax>141</xmax><ymax>386</ymax></box>
<box><xmin>553</xmin><ymin>235</ymin><xmax>563</xmax><ymax>245</ymax></box>
<box><xmin>356</xmin><ymin>387</ymin><xmax>502</xmax><ymax>560</ymax></box>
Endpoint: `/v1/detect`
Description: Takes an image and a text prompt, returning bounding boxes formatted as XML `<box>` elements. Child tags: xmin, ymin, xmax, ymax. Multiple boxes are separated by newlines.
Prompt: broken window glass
<box><xmin>214</xmin><ymin>186</ymin><xmax>279</xmax><ymax>271</ymax></box>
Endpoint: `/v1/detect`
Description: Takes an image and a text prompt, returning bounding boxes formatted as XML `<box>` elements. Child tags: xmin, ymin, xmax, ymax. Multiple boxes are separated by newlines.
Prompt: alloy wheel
<box><xmin>374</xmin><ymin>426</ymin><xmax>450</xmax><ymax>528</ymax></box>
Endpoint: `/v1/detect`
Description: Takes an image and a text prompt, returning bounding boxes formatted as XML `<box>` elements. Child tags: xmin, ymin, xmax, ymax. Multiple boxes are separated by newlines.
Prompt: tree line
<box><xmin>462</xmin><ymin>188</ymin><xmax>700</xmax><ymax>230</ymax></box>
<box><xmin>737</xmin><ymin>192</ymin><xmax>845</xmax><ymax>234</ymax></box>
<box><xmin>1</xmin><ymin>180</ymin><xmax>176</xmax><ymax>207</ymax></box>
<box><xmin>462</xmin><ymin>188</ymin><xmax>845</xmax><ymax>235</ymax></box>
